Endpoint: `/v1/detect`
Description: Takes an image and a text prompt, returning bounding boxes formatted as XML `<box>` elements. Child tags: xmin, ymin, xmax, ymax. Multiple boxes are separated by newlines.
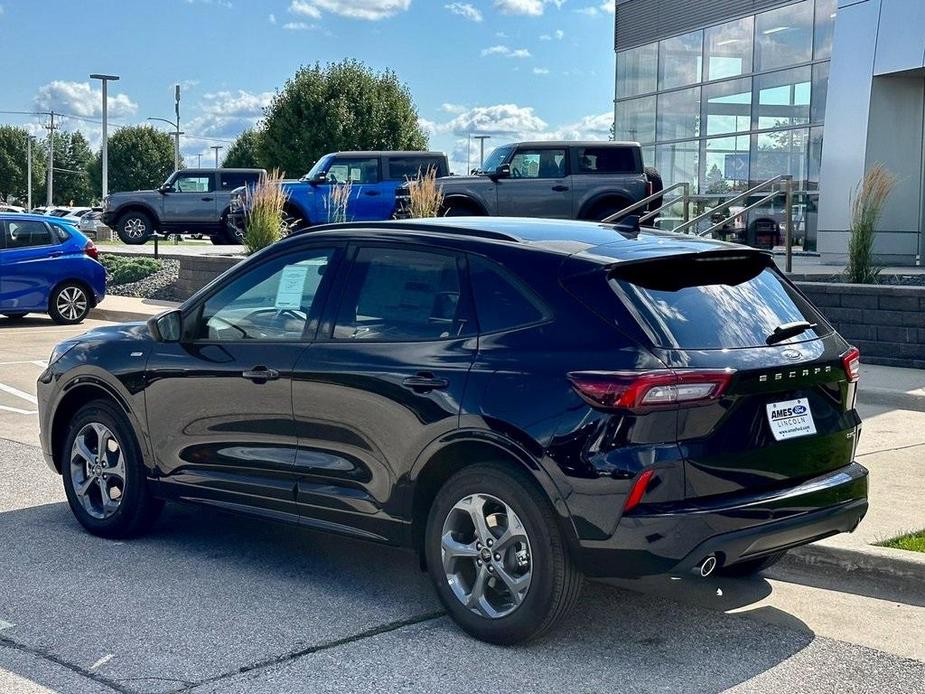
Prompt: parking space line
<box><xmin>0</xmin><ymin>405</ymin><xmax>37</xmax><ymax>415</ymax></box>
<box><xmin>88</xmin><ymin>654</ymin><xmax>113</xmax><ymax>672</ymax></box>
<box><xmin>0</xmin><ymin>383</ymin><xmax>37</xmax><ymax>405</ymax></box>
<box><xmin>0</xmin><ymin>360</ymin><xmax>47</xmax><ymax>367</ymax></box>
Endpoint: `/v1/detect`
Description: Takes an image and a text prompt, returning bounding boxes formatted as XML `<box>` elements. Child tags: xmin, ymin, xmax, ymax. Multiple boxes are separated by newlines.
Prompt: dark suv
<box><xmin>37</xmin><ymin>217</ymin><xmax>867</xmax><ymax>644</ymax></box>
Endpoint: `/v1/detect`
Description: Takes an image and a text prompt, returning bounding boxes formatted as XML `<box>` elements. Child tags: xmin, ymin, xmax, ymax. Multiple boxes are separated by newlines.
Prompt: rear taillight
<box><xmin>84</xmin><ymin>241</ymin><xmax>99</xmax><ymax>260</ymax></box>
<box><xmin>623</xmin><ymin>469</ymin><xmax>654</xmax><ymax>512</ymax></box>
<box><xmin>568</xmin><ymin>369</ymin><xmax>734</xmax><ymax>411</ymax></box>
<box><xmin>842</xmin><ymin>347</ymin><xmax>860</xmax><ymax>383</ymax></box>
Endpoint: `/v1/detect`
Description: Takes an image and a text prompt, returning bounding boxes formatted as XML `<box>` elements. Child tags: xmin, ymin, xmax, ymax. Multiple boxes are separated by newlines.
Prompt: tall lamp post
<box><xmin>211</xmin><ymin>145</ymin><xmax>223</xmax><ymax>168</ymax></box>
<box><xmin>26</xmin><ymin>135</ymin><xmax>32</xmax><ymax>210</ymax></box>
<box><xmin>90</xmin><ymin>73</ymin><xmax>119</xmax><ymax>199</ymax></box>
<box><xmin>147</xmin><ymin>117</ymin><xmax>183</xmax><ymax>172</ymax></box>
<box><xmin>473</xmin><ymin>135</ymin><xmax>492</xmax><ymax>169</ymax></box>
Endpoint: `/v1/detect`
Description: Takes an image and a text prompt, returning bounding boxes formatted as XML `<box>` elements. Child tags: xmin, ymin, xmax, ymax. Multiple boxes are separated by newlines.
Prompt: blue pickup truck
<box><xmin>229</xmin><ymin>150</ymin><xmax>448</xmax><ymax>237</ymax></box>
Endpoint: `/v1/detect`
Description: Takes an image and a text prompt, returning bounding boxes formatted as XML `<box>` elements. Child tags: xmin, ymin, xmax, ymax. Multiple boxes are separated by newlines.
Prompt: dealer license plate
<box><xmin>766</xmin><ymin>398</ymin><xmax>816</xmax><ymax>441</ymax></box>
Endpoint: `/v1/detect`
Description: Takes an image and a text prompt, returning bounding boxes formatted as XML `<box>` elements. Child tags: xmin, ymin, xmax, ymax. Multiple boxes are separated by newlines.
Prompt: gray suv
<box><xmin>400</xmin><ymin>141</ymin><xmax>660</xmax><ymax>221</ymax></box>
<box><xmin>101</xmin><ymin>168</ymin><xmax>265</xmax><ymax>245</ymax></box>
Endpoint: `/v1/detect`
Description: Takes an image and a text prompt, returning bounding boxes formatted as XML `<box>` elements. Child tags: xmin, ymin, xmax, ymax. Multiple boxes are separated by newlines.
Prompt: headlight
<box><xmin>48</xmin><ymin>341</ymin><xmax>78</xmax><ymax>366</ymax></box>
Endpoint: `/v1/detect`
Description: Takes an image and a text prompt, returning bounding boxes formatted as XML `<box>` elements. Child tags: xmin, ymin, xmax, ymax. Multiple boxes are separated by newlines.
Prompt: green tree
<box><xmin>259</xmin><ymin>59</ymin><xmax>428</xmax><ymax>176</ymax></box>
<box><xmin>55</xmin><ymin>131</ymin><xmax>95</xmax><ymax>205</ymax></box>
<box><xmin>92</xmin><ymin>125</ymin><xmax>178</xmax><ymax>193</ymax></box>
<box><xmin>224</xmin><ymin>128</ymin><xmax>264</xmax><ymax>168</ymax></box>
<box><xmin>0</xmin><ymin>125</ymin><xmax>47</xmax><ymax>206</ymax></box>
<box><xmin>705</xmin><ymin>163</ymin><xmax>731</xmax><ymax>194</ymax></box>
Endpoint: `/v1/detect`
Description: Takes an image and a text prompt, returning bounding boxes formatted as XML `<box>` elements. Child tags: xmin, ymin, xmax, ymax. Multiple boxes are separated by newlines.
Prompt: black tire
<box><xmin>442</xmin><ymin>201</ymin><xmax>480</xmax><ymax>217</ymax></box>
<box><xmin>424</xmin><ymin>463</ymin><xmax>582</xmax><ymax>644</ymax></box>
<box><xmin>719</xmin><ymin>551</ymin><xmax>787</xmax><ymax>577</ymax></box>
<box><xmin>60</xmin><ymin>399</ymin><xmax>163</xmax><ymax>539</ymax></box>
<box><xmin>210</xmin><ymin>234</ymin><xmax>229</xmax><ymax>246</ymax></box>
<box><xmin>48</xmin><ymin>282</ymin><xmax>91</xmax><ymax>325</ymax></box>
<box><xmin>116</xmin><ymin>210</ymin><xmax>154</xmax><ymax>245</ymax></box>
<box><xmin>1</xmin><ymin>312</ymin><xmax>28</xmax><ymax>321</ymax></box>
<box><xmin>588</xmin><ymin>198</ymin><xmax>630</xmax><ymax>223</ymax></box>
<box><xmin>644</xmin><ymin>165</ymin><xmax>663</xmax><ymax>215</ymax></box>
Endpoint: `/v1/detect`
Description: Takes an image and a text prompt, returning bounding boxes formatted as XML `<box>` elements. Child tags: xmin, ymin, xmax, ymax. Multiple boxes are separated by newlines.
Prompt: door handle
<box><xmin>551</xmin><ymin>185</ymin><xmax>569</xmax><ymax>192</ymax></box>
<box><xmin>402</xmin><ymin>374</ymin><xmax>449</xmax><ymax>392</ymax></box>
<box><xmin>48</xmin><ymin>250</ymin><xmax>64</xmax><ymax>258</ymax></box>
<box><xmin>202</xmin><ymin>197</ymin><xmax>214</xmax><ymax>201</ymax></box>
<box><xmin>242</xmin><ymin>366</ymin><xmax>280</xmax><ymax>382</ymax></box>
<box><xmin>363</xmin><ymin>190</ymin><xmax>380</xmax><ymax>196</ymax></box>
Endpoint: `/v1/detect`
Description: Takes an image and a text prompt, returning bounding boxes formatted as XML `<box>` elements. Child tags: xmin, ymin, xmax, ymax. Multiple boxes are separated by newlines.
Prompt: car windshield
<box><xmin>302</xmin><ymin>154</ymin><xmax>333</xmax><ymax>181</ymax></box>
<box><xmin>478</xmin><ymin>145</ymin><xmax>513</xmax><ymax>174</ymax></box>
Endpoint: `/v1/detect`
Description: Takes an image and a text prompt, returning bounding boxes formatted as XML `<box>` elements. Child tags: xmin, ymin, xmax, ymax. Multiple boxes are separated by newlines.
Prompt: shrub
<box><xmin>403</xmin><ymin>166</ymin><xmax>444</xmax><ymax>218</ymax></box>
<box><xmin>846</xmin><ymin>164</ymin><xmax>896</xmax><ymax>284</ymax></box>
<box><xmin>100</xmin><ymin>255</ymin><xmax>162</xmax><ymax>285</ymax></box>
<box><xmin>244</xmin><ymin>169</ymin><xmax>287</xmax><ymax>254</ymax></box>
<box><xmin>325</xmin><ymin>180</ymin><xmax>352</xmax><ymax>223</ymax></box>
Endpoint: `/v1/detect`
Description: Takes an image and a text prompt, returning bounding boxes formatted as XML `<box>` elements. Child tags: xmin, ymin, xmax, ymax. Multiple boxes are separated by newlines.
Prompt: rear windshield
<box><xmin>611</xmin><ymin>254</ymin><xmax>829</xmax><ymax>350</ymax></box>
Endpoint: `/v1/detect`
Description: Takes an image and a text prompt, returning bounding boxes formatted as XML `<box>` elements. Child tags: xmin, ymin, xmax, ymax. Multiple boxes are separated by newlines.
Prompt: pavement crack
<box><xmin>177</xmin><ymin>609</ymin><xmax>446</xmax><ymax>692</ymax></box>
<box><xmin>0</xmin><ymin>634</ymin><xmax>132</xmax><ymax>693</ymax></box>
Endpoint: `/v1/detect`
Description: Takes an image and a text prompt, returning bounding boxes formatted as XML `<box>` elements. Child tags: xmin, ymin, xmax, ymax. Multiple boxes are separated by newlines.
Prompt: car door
<box><xmin>496</xmin><ymin>146</ymin><xmax>573</xmax><ymax>218</ymax></box>
<box><xmin>162</xmin><ymin>171</ymin><xmax>218</xmax><ymax>228</ymax></box>
<box><xmin>322</xmin><ymin>156</ymin><xmax>383</xmax><ymax>221</ymax></box>
<box><xmin>291</xmin><ymin>243</ymin><xmax>477</xmax><ymax>542</ymax></box>
<box><xmin>144</xmin><ymin>244</ymin><xmax>343</xmax><ymax>518</ymax></box>
<box><xmin>0</xmin><ymin>219</ymin><xmax>62</xmax><ymax>312</ymax></box>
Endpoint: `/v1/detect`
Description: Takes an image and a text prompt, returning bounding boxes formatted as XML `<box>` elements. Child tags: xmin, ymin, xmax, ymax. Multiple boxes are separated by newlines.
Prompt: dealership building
<box><xmin>613</xmin><ymin>0</ymin><xmax>925</xmax><ymax>266</ymax></box>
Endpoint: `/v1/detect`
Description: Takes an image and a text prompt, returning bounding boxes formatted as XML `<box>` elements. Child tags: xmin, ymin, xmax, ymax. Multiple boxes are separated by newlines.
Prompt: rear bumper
<box><xmin>575</xmin><ymin>462</ymin><xmax>868</xmax><ymax>578</ymax></box>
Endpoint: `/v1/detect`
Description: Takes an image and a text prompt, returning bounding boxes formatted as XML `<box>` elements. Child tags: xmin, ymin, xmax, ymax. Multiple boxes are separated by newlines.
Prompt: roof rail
<box><xmin>290</xmin><ymin>220</ymin><xmax>521</xmax><ymax>242</ymax></box>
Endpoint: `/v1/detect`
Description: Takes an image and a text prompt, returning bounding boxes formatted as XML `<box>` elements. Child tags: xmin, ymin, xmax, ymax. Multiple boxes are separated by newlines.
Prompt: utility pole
<box><xmin>26</xmin><ymin>136</ymin><xmax>32</xmax><ymax>210</ymax></box>
<box><xmin>196</xmin><ymin>154</ymin><xmax>202</xmax><ymax>167</ymax></box>
<box><xmin>211</xmin><ymin>145</ymin><xmax>223</xmax><ymax>168</ymax></box>
<box><xmin>46</xmin><ymin>111</ymin><xmax>55</xmax><ymax>206</ymax></box>
<box><xmin>473</xmin><ymin>135</ymin><xmax>491</xmax><ymax>168</ymax></box>
<box><xmin>174</xmin><ymin>84</ymin><xmax>181</xmax><ymax>171</ymax></box>
<box><xmin>90</xmin><ymin>73</ymin><xmax>120</xmax><ymax>199</ymax></box>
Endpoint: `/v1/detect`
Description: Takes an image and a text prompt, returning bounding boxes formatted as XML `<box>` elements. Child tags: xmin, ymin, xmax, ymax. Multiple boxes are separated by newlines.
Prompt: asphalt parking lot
<box><xmin>1</xmin><ymin>316</ymin><xmax>923</xmax><ymax>693</ymax></box>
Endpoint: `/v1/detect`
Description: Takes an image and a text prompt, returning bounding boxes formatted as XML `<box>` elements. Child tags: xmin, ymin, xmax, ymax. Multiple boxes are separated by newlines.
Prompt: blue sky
<box><xmin>0</xmin><ymin>0</ymin><xmax>615</xmax><ymax>174</ymax></box>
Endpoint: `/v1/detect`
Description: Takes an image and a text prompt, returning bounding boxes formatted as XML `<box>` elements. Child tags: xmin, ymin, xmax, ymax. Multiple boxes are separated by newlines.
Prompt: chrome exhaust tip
<box><xmin>699</xmin><ymin>554</ymin><xmax>717</xmax><ymax>577</ymax></box>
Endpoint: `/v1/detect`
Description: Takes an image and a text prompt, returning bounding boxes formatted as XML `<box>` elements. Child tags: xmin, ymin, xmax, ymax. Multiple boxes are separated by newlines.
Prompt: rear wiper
<box><xmin>766</xmin><ymin>321</ymin><xmax>816</xmax><ymax>345</ymax></box>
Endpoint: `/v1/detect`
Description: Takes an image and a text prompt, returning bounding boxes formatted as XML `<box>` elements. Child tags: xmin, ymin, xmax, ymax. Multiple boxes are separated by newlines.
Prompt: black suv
<box><xmin>38</xmin><ymin>217</ymin><xmax>867</xmax><ymax>644</ymax></box>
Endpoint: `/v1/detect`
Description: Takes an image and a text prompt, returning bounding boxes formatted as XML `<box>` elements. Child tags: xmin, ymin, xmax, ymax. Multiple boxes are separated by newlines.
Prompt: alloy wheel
<box><xmin>69</xmin><ymin>423</ymin><xmax>126</xmax><ymax>520</ymax></box>
<box><xmin>124</xmin><ymin>217</ymin><xmax>146</xmax><ymax>239</ymax></box>
<box><xmin>56</xmin><ymin>286</ymin><xmax>88</xmax><ymax>322</ymax></box>
<box><xmin>441</xmin><ymin>493</ymin><xmax>532</xmax><ymax>619</ymax></box>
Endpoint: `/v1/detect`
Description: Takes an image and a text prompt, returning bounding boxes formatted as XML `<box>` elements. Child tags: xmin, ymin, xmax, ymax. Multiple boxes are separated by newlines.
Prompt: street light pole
<box><xmin>46</xmin><ymin>111</ymin><xmax>55</xmax><ymax>206</ymax></box>
<box><xmin>90</xmin><ymin>73</ymin><xmax>119</xmax><ymax>200</ymax></box>
<box><xmin>147</xmin><ymin>117</ymin><xmax>183</xmax><ymax>172</ymax></box>
<box><xmin>473</xmin><ymin>135</ymin><xmax>491</xmax><ymax>168</ymax></box>
<box><xmin>211</xmin><ymin>145</ymin><xmax>223</xmax><ymax>168</ymax></box>
<box><xmin>26</xmin><ymin>136</ymin><xmax>32</xmax><ymax>210</ymax></box>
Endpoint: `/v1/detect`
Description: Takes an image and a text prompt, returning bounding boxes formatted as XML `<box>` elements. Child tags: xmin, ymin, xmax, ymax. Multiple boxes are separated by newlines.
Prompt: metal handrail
<box><xmin>602</xmin><ymin>181</ymin><xmax>690</xmax><ymax>224</ymax></box>
<box><xmin>697</xmin><ymin>190</ymin><xmax>780</xmax><ymax>238</ymax></box>
<box><xmin>672</xmin><ymin>174</ymin><xmax>791</xmax><ymax>236</ymax></box>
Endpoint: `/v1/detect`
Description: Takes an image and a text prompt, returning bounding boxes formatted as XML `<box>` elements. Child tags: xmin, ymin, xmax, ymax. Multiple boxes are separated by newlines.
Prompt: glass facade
<box><xmin>614</xmin><ymin>0</ymin><xmax>836</xmax><ymax>249</ymax></box>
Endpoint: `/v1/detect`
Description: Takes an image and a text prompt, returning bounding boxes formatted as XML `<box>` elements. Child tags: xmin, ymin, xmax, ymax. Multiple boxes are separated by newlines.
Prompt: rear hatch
<box><xmin>608</xmin><ymin>251</ymin><xmax>861</xmax><ymax>500</ymax></box>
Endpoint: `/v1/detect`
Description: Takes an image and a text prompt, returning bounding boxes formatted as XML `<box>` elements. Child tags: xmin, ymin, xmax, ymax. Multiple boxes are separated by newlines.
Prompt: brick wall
<box><xmin>795</xmin><ymin>282</ymin><xmax>925</xmax><ymax>369</ymax></box>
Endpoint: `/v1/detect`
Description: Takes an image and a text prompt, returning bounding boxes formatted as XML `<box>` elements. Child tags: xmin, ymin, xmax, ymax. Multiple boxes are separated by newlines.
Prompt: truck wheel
<box><xmin>588</xmin><ymin>199</ymin><xmax>631</xmax><ymax>223</ymax></box>
<box><xmin>116</xmin><ymin>211</ymin><xmax>154</xmax><ymax>244</ymax></box>
<box><xmin>442</xmin><ymin>201</ymin><xmax>480</xmax><ymax>217</ymax></box>
<box><xmin>644</xmin><ymin>166</ymin><xmax>663</xmax><ymax>215</ymax></box>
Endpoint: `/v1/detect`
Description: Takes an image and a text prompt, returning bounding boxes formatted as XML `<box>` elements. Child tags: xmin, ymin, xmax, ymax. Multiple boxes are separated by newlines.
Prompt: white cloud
<box><xmin>284</xmin><ymin>21</ymin><xmax>317</xmax><ymax>29</ymax></box>
<box><xmin>552</xmin><ymin>111</ymin><xmax>613</xmax><ymax>140</ymax></box>
<box><xmin>268</xmin><ymin>12</ymin><xmax>277</xmax><ymax>23</ymax></box>
<box><xmin>181</xmin><ymin>89</ymin><xmax>273</xmax><ymax>152</ymax></box>
<box><xmin>33</xmin><ymin>81</ymin><xmax>138</xmax><ymax>119</ymax></box>
<box><xmin>494</xmin><ymin>0</ymin><xmax>543</xmax><ymax>16</ymax></box>
<box><xmin>438</xmin><ymin>103</ymin><xmax>549</xmax><ymax>136</ymax></box>
<box><xmin>539</xmin><ymin>29</ymin><xmax>564</xmax><ymax>40</ymax></box>
<box><xmin>481</xmin><ymin>45</ymin><xmax>532</xmax><ymax>58</ymax></box>
<box><xmin>576</xmin><ymin>1</ymin><xmax>614</xmax><ymax>16</ymax></box>
<box><xmin>495</xmin><ymin>31</ymin><xmax>508</xmax><ymax>38</ymax></box>
<box><xmin>444</xmin><ymin>2</ymin><xmax>482</xmax><ymax>21</ymax></box>
<box><xmin>441</xmin><ymin>103</ymin><xmax>468</xmax><ymax>114</ymax></box>
<box><xmin>185</xmin><ymin>0</ymin><xmax>233</xmax><ymax>7</ymax></box>
<box><xmin>532</xmin><ymin>67</ymin><xmax>550</xmax><ymax>75</ymax></box>
<box><xmin>289</xmin><ymin>0</ymin><xmax>411</xmax><ymax>20</ymax></box>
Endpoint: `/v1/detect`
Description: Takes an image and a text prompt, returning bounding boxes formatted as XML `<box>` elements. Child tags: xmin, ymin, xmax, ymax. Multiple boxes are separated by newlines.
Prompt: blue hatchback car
<box><xmin>0</xmin><ymin>213</ymin><xmax>105</xmax><ymax>324</ymax></box>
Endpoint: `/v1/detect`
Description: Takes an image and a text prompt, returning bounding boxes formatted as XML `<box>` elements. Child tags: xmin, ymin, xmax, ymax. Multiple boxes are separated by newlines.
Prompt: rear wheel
<box><xmin>442</xmin><ymin>200</ymin><xmax>481</xmax><ymax>217</ymax></box>
<box><xmin>588</xmin><ymin>198</ymin><xmax>630</xmax><ymax>223</ymax></box>
<box><xmin>719</xmin><ymin>551</ymin><xmax>787</xmax><ymax>577</ymax></box>
<box><xmin>424</xmin><ymin>463</ymin><xmax>582</xmax><ymax>644</ymax></box>
<box><xmin>48</xmin><ymin>283</ymin><xmax>91</xmax><ymax>324</ymax></box>
<box><xmin>116</xmin><ymin>211</ymin><xmax>154</xmax><ymax>244</ymax></box>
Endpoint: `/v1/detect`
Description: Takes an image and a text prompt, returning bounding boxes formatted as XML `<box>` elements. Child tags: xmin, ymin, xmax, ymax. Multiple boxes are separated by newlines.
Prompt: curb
<box><xmin>786</xmin><ymin>542</ymin><xmax>925</xmax><ymax>591</ymax></box>
<box><xmin>858</xmin><ymin>387</ymin><xmax>925</xmax><ymax>412</ymax></box>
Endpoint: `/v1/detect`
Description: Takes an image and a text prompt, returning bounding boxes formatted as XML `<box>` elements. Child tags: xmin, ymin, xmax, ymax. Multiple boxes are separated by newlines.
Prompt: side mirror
<box><xmin>310</xmin><ymin>171</ymin><xmax>327</xmax><ymax>185</ymax></box>
<box><xmin>493</xmin><ymin>164</ymin><xmax>511</xmax><ymax>179</ymax></box>
<box><xmin>149</xmin><ymin>309</ymin><xmax>182</xmax><ymax>342</ymax></box>
<box><xmin>158</xmin><ymin>184</ymin><xmax>173</xmax><ymax>194</ymax></box>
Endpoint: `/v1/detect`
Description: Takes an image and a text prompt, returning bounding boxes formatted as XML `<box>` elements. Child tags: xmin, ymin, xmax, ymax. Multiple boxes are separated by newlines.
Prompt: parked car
<box><xmin>395</xmin><ymin>141</ymin><xmax>662</xmax><ymax>221</ymax></box>
<box><xmin>0</xmin><ymin>213</ymin><xmax>104</xmax><ymax>324</ymax></box>
<box><xmin>37</xmin><ymin>216</ymin><xmax>866</xmax><ymax>644</ymax></box>
<box><xmin>228</xmin><ymin>151</ymin><xmax>448</xmax><ymax>238</ymax></box>
<box><xmin>0</xmin><ymin>204</ymin><xmax>25</xmax><ymax>213</ymax></box>
<box><xmin>101</xmin><ymin>168</ymin><xmax>265</xmax><ymax>245</ymax></box>
<box><xmin>77</xmin><ymin>208</ymin><xmax>108</xmax><ymax>238</ymax></box>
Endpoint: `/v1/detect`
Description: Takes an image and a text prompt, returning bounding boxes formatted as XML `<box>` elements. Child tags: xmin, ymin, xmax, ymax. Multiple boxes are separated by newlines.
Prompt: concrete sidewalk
<box><xmin>90</xmin><ymin>295</ymin><xmax>179</xmax><ymax>322</ymax></box>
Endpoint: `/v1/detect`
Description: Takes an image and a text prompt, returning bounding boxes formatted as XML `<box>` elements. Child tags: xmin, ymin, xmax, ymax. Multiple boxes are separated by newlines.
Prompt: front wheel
<box><xmin>48</xmin><ymin>283</ymin><xmax>91</xmax><ymax>324</ymax></box>
<box><xmin>116</xmin><ymin>211</ymin><xmax>154</xmax><ymax>244</ymax></box>
<box><xmin>425</xmin><ymin>463</ymin><xmax>582</xmax><ymax>644</ymax></box>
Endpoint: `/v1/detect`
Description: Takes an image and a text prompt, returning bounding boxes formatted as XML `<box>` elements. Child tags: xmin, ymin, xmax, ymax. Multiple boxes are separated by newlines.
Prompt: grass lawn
<box><xmin>878</xmin><ymin>529</ymin><xmax>925</xmax><ymax>553</ymax></box>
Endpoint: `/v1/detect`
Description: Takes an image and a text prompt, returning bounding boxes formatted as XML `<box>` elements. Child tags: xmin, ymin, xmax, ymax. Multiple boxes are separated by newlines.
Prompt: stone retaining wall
<box><xmin>173</xmin><ymin>255</ymin><xmax>241</xmax><ymax>300</ymax></box>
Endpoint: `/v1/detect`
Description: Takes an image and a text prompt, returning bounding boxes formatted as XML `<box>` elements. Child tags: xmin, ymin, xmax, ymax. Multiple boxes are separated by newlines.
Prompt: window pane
<box><xmin>814</xmin><ymin>0</ymin><xmax>838</xmax><ymax>60</ymax></box>
<box><xmin>386</xmin><ymin>156</ymin><xmax>447</xmax><ymax>180</ymax></box>
<box><xmin>198</xmin><ymin>250</ymin><xmax>334</xmax><ymax>341</ymax></box>
<box><xmin>220</xmin><ymin>172</ymin><xmax>261</xmax><ymax>190</ymax></box>
<box><xmin>509</xmin><ymin>149</ymin><xmax>567</xmax><ymax>178</ymax></box>
<box><xmin>657</xmin><ymin>87</ymin><xmax>701</xmax><ymax>141</ymax></box>
<box><xmin>751</xmin><ymin>128</ymin><xmax>809</xmax><ymax>189</ymax></box>
<box><xmin>659</xmin><ymin>30</ymin><xmax>703</xmax><ymax>90</ymax></box>
<box><xmin>755</xmin><ymin>67</ymin><xmax>811</xmax><ymax>130</ymax></box>
<box><xmin>334</xmin><ymin>248</ymin><xmax>471</xmax><ymax>342</ymax></box>
<box><xmin>614</xmin><ymin>96</ymin><xmax>656</xmax><ymax>144</ymax></box>
<box><xmin>704</xmin><ymin>16</ymin><xmax>753</xmax><ymax>81</ymax></box>
<box><xmin>755</xmin><ymin>0</ymin><xmax>813</xmax><ymax>72</ymax></box>
<box><xmin>811</xmin><ymin>61</ymin><xmax>829</xmax><ymax>122</ymax></box>
<box><xmin>5</xmin><ymin>220</ymin><xmax>52</xmax><ymax>248</ymax></box>
<box><xmin>617</xmin><ymin>43</ymin><xmax>658</xmax><ymax>98</ymax></box>
<box><xmin>470</xmin><ymin>256</ymin><xmax>548</xmax><ymax>333</ymax></box>
<box><xmin>703</xmin><ymin>77</ymin><xmax>751</xmax><ymax>136</ymax></box>
<box><xmin>702</xmin><ymin>135</ymin><xmax>750</xmax><ymax>193</ymax></box>
<box><xmin>174</xmin><ymin>176</ymin><xmax>212</xmax><ymax>193</ymax></box>
<box><xmin>327</xmin><ymin>157</ymin><xmax>378</xmax><ymax>184</ymax></box>
<box><xmin>656</xmin><ymin>140</ymin><xmax>700</xmax><ymax>193</ymax></box>
<box><xmin>575</xmin><ymin>146</ymin><xmax>639</xmax><ymax>174</ymax></box>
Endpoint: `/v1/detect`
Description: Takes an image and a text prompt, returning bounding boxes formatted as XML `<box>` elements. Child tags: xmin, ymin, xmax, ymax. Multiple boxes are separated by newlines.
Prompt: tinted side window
<box><xmin>386</xmin><ymin>156</ymin><xmax>447</xmax><ymax>180</ymax></box>
<box><xmin>469</xmin><ymin>256</ymin><xmax>549</xmax><ymax>333</ymax></box>
<box><xmin>327</xmin><ymin>157</ymin><xmax>379</xmax><ymax>184</ymax></box>
<box><xmin>575</xmin><ymin>147</ymin><xmax>639</xmax><ymax>174</ymax></box>
<box><xmin>334</xmin><ymin>247</ymin><xmax>472</xmax><ymax>341</ymax></box>
<box><xmin>5</xmin><ymin>220</ymin><xmax>54</xmax><ymax>248</ymax></box>
<box><xmin>52</xmin><ymin>224</ymin><xmax>70</xmax><ymax>242</ymax></box>
<box><xmin>220</xmin><ymin>172</ymin><xmax>261</xmax><ymax>190</ymax></box>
